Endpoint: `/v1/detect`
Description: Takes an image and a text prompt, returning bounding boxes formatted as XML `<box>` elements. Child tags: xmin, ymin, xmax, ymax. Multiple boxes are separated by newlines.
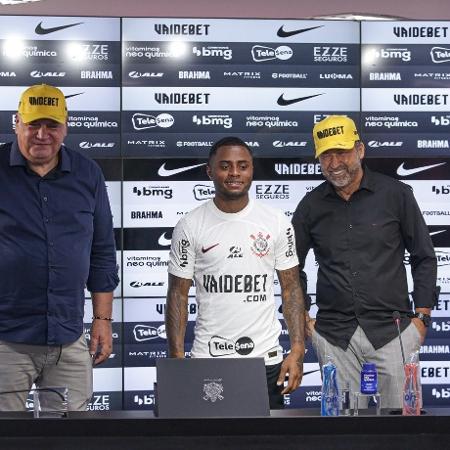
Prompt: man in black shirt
<box><xmin>292</xmin><ymin>115</ymin><xmax>437</xmax><ymax>408</ymax></box>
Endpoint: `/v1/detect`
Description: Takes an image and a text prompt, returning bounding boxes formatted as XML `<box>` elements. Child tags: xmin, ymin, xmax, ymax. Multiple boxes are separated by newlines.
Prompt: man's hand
<box><xmin>411</xmin><ymin>317</ymin><xmax>427</xmax><ymax>345</ymax></box>
<box><xmin>305</xmin><ymin>311</ymin><xmax>316</xmax><ymax>339</ymax></box>
<box><xmin>89</xmin><ymin>319</ymin><xmax>113</xmax><ymax>366</ymax></box>
<box><xmin>277</xmin><ymin>349</ymin><xmax>304</xmax><ymax>394</ymax></box>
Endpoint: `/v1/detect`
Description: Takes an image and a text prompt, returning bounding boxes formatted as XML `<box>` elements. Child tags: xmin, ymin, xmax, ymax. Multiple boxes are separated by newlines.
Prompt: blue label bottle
<box><xmin>321</xmin><ymin>359</ymin><xmax>340</xmax><ymax>416</ymax></box>
<box><xmin>360</xmin><ymin>363</ymin><xmax>378</xmax><ymax>394</ymax></box>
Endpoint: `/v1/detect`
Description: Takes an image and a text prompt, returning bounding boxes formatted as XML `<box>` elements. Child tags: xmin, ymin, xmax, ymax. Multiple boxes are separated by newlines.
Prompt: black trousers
<box><xmin>266</xmin><ymin>362</ymin><xmax>284</xmax><ymax>409</ymax></box>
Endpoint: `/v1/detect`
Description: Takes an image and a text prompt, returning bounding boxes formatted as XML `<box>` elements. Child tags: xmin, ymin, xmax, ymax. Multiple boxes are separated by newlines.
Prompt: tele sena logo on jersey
<box><xmin>208</xmin><ymin>335</ymin><xmax>255</xmax><ymax>357</ymax></box>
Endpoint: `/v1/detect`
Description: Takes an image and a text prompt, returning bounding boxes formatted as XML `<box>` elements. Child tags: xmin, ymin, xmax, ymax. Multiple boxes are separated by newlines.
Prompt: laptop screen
<box><xmin>155</xmin><ymin>358</ymin><xmax>270</xmax><ymax>417</ymax></box>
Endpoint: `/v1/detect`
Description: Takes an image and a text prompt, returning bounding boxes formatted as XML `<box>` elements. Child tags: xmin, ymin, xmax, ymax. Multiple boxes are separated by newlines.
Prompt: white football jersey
<box><xmin>168</xmin><ymin>199</ymin><xmax>298</xmax><ymax>364</ymax></box>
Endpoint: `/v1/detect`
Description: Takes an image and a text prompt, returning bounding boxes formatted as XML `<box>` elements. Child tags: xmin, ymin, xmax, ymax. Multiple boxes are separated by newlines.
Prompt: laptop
<box><xmin>155</xmin><ymin>358</ymin><xmax>270</xmax><ymax>418</ymax></box>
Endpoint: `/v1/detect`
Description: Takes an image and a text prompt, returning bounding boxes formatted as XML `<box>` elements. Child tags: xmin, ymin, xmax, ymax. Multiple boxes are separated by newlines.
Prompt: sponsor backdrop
<box><xmin>0</xmin><ymin>16</ymin><xmax>449</xmax><ymax>410</ymax></box>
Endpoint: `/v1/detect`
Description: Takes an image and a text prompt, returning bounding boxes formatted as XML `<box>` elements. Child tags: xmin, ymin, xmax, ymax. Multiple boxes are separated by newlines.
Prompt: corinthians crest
<box><xmin>250</xmin><ymin>232</ymin><xmax>271</xmax><ymax>257</ymax></box>
<box><xmin>203</xmin><ymin>379</ymin><xmax>224</xmax><ymax>402</ymax></box>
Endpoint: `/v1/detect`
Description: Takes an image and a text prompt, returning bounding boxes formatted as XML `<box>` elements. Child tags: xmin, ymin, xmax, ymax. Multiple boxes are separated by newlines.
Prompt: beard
<box><xmin>322</xmin><ymin>157</ymin><xmax>362</xmax><ymax>189</ymax></box>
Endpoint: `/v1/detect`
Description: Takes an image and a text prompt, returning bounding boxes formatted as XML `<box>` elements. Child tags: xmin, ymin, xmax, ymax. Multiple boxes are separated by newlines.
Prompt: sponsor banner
<box><xmin>423</xmin><ymin>385</ymin><xmax>450</xmax><ymax>406</ymax></box>
<box><xmin>0</xmin><ymin>16</ymin><xmax>120</xmax><ymax>40</ymax></box>
<box><xmin>125</xmin><ymin>342</ymin><xmax>168</xmax><ymax>367</ymax></box>
<box><xmin>429</xmin><ymin>318</ymin><xmax>450</xmax><ymax>337</ymax></box>
<box><xmin>66</xmin><ymin>111</ymin><xmax>120</xmax><ymax>133</ymax></box>
<box><xmin>401</xmin><ymin>180</ymin><xmax>450</xmax><ymax>203</ymax></box>
<box><xmin>123</xmin><ymin>64</ymin><xmax>359</xmax><ymax>87</ymax></box>
<box><xmin>433</xmin><ymin>294</ymin><xmax>450</xmax><ymax>317</ymax></box>
<box><xmin>123</xmin><ymin>227</ymin><xmax>173</xmax><ymax>250</ymax></box>
<box><xmin>420</xmin><ymin>360</ymin><xmax>450</xmax><ymax>384</ymax></box>
<box><xmin>363</xmin><ymin>66</ymin><xmax>450</xmax><ymax>88</ymax></box>
<box><xmin>122</xmin><ymin>42</ymin><xmax>359</xmax><ymax>67</ymax></box>
<box><xmin>123</xmin><ymin>250</ymin><xmax>170</xmax><ymax>273</ymax></box>
<box><xmin>363</xmin><ymin>133</ymin><xmax>450</xmax><ymax>157</ymax></box>
<box><xmin>361</xmin><ymin>44</ymin><xmax>450</xmax><ymax>69</ymax></box>
<box><xmin>123</xmin><ymin>272</ymin><xmax>168</xmax><ymax>296</ymax></box>
<box><xmin>123</xmin><ymin>180</ymin><xmax>215</xmax><ymax>205</ymax></box>
<box><xmin>123</xmin><ymin>133</ymin><xmax>315</xmax><ymax>157</ymax></box>
<box><xmin>122</xmin><ymin>19</ymin><xmax>359</xmax><ymax>44</ymax></box>
<box><xmin>362</xmin><ymin>22</ymin><xmax>450</xmax><ymax>45</ymax></box>
<box><xmin>420</xmin><ymin>339</ymin><xmax>450</xmax><ymax>361</ymax></box>
<box><xmin>124</xmin><ymin>390</ymin><xmax>156</xmax><ymax>410</ymax></box>
<box><xmin>123</xmin><ymin>296</ymin><xmax>198</xmax><ymax>321</ymax></box>
<box><xmin>363</xmin><ymin>112</ymin><xmax>450</xmax><ymax>133</ymax></box>
<box><xmin>286</xmin><ymin>386</ymin><xmax>321</xmax><ymax>409</ymax></box>
<box><xmin>362</xmin><ymin>88</ymin><xmax>450</xmax><ymax>112</ymax></box>
<box><xmin>0</xmin><ymin>64</ymin><xmax>120</xmax><ymax>86</ymax></box>
<box><xmin>122</xmin><ymin>86</ymin><xmax>360</xmax><ymax>111</ymax></box>
<box><xmin>122</xmin><ymin>158</ymin><xmax>325</xmax><ymax>181</ymax></box>
<box><xmin>122</xmin><ymin>110</ymin><xmax>358</xmax><ymax>134</ymax></box>
<box><xmin>64</xmin><ymin>133</ymin><xmax>120</xmax><ymax>157</ymax></box>
<box><xmin>0</xmin><ymin>86</ymin><xmax>120</xmax><ymax>111</ymax></box>
<box><xmin>365</xmin><ymin>158</ymin><xmax>450</xmax><ymax>180</ymax></box>
<box><xmin>123</xmin><ymin>322</ymin><xmax>195</xmax><ymax>344</ymax></box>
<box><xmin>88</xmin><ymin>391</ymin><xmax>122</xmax><ymax>411</ymax></box>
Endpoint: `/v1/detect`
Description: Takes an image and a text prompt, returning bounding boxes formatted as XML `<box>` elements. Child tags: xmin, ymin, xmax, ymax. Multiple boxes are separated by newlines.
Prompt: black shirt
<box><xmin>292</xmin><ymin>166</ymin><xmax>437</xmax><ymax>350</ymax></box>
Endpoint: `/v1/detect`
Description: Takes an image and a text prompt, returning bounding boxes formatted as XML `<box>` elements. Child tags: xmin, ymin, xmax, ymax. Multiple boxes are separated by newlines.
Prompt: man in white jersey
<box><xmin>166</xmin><ymin>137</ymin><xmax>306</xmax><ymax>409</ymax></box>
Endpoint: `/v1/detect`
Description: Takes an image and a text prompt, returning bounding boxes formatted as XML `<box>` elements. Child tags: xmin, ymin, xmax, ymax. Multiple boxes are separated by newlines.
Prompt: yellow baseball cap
<box><xmin>313</xmin><ymin>115</ymin><xmax>360</xmax><ymax>158</ymax></box>
<box><xmin>18</xmin><ymin>84</ymin><xmax>67</xmax><ymax>124</ymax></box>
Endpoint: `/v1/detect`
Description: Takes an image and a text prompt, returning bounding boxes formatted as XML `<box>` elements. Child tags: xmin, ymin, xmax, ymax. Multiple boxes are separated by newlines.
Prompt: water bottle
<box><xmin>402</xmin><ymin>351</ymin><xmax>421</xmax><ymax>416</ymax></box>
<box><xmin>360</xmin><ymin>363</ymin><xmax>378</xmax><ymax>395</ymax></box>
<box><xmin>321</xmin><ymin>357</ymin><xmax>339</xmax><ymax>416</ymax></box>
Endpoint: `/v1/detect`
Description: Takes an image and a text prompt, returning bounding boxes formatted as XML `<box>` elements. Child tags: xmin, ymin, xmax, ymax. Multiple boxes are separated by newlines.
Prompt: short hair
<box><xmin>208</xmin><ymin>136</ymin><xmax>253</xmax><ymax>163</ymax></box>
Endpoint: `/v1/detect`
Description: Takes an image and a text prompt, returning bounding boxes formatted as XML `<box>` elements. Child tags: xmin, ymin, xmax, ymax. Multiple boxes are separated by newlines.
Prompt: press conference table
<box><xmin>0</xmin><ymin>409</ymin><xmax>449</xmax><ymax>450</ymax></box>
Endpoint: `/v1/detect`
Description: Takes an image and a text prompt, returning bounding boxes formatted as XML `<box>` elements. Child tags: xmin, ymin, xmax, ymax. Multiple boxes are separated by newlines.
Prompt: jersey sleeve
<box><xmin>274</xmin><ymin>212</ymin><xmax>299</xmax><ymax>271</ymax></box>
<box><xmin>167</xmin><ymin>218</ymin><xmax>196</xmax><ymax>279</ymax></box>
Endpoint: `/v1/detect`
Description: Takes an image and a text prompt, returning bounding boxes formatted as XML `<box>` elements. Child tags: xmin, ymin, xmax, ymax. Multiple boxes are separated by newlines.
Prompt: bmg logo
<box><xmin>432</xmin><ymin>388</ymin><xmax>450</xmax><ymax>398</ymax></box>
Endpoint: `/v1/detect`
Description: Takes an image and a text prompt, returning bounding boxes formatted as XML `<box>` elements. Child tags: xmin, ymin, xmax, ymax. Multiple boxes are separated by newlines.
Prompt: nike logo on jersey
<box><xmin>201</xmin><ymin>243</ymin><xmax>219</xmax><ymax>253</ymax></box>
<box><xmin>396</xmin><ymin>162</ymin><xmax>446</xmax><ymax>177</ymax></box>
<box><xmin>277</xmin><ymin>25</ymin><xmax>324</xmax><ymax>38</ymax></box>
<box><xmin>35</xmin><ymin>21</ymin><xmax>83</xmax><ymax>35</ymax></box>
<box><xmin>158</xmin><ymin>162</ymin><xmax>206</xmax><ymax>177</ymax></box>
<box><xmin>277</xmin><ymin>93</ymin><xmax>323</xmax><ymax>106</ymax></box>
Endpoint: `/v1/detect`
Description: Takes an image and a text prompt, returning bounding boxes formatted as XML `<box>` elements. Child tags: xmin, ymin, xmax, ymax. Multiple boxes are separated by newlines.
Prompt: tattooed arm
<box><xmin>165</xmin><ymin>273</ymin><xmax>193</xmax><ymax>358</ymax></box>
<box><xmin>276</xmin><ymin>265</ymin><xmax>306</xmax><ymax>394</ymax></box>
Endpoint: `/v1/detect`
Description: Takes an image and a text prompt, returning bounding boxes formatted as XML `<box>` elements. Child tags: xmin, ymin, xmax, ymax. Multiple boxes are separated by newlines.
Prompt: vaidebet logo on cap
<box><xmin>313</xmin><ymin>115</ymin><xmax>359</xmax><ymax>158</ymax></box>
<box><xmin>18</xmin><ymin>84</ymin><xmax>67</xmax><ymax>124</ymax></box>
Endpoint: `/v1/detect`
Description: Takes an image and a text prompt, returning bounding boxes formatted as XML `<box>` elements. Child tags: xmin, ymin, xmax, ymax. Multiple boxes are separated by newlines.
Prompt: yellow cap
<box><xmin>18</xmin><ymin>84</ymin><xmax>67</xmax><ymax>124</ymax></box>
<box><xmin>313</xmin><ymin>115</ymin><xmax>360</xmax><ymax>158</ymax></box>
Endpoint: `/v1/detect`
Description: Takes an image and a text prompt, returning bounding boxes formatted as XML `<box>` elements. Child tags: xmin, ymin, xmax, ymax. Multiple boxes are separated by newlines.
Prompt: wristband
<box><xmin>92</xmin><ymin>316</ymin><xmax>113</xmax><ymax>321</ymax></box>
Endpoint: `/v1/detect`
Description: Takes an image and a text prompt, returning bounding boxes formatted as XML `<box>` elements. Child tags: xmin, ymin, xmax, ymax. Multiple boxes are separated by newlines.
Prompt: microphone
<box><xmin>392</xmin><ymin>311</ymin><xmax>406</xmax><ymax>366</ymax></box>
